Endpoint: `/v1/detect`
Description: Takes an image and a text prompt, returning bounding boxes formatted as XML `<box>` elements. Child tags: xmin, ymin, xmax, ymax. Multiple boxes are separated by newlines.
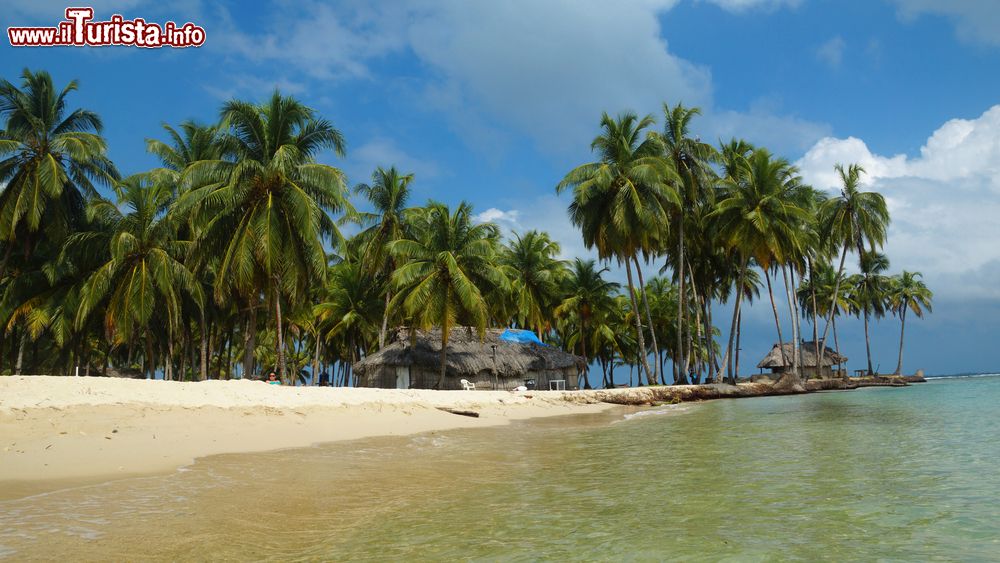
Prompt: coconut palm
<box><xmin>817</xmin><ymin>164</ymin><xmax>889</xmax><ymax>362</ymax></box>
<box><xmin>178</xmin><ymin>91</ymin><xmax>350</xmax><ymax>382</ymax></box>
<box><xmin>352</xmin><ymin>166</ymin><xmax>415</xmax><ymax>349</ymax></box>
<box><xmin>888</xmin><ymin>270</ymin><xmax>932</xmax><ymax>375</ymax></box>
<box><xmin>74</xmin><ymin>175</ymin><xmax>202</xmax><ymax>379</ymax></box>
<box><xmin>503</xmin><ymin>230</ymin><xmax>567</xmax><ymax>337</ymax></box>
<box><xmin>850</xmin><ymin>251</ymin><xmax>891</xmax><ymax>375</ymax></box>
<box><xmin>712</xmin><ymin>149</ymin><xmax>810</xmax><ymax>390</ymax></box>
<box><xmin>555</xmin><ymin>258</ymin><xmax>619</xmax><ymax>388</ymax></box>
<box><xmin>653</xmin><ymin>103</ymin><xmax>717</xmax><ymax>384</ymax></box>
<box><xmin>557</xmin><ymin>111</ymin><xmax>679</xmax><ymax>385</ymax></box>
<box><xmin>0</xmin><ymin>69</ymin><xmax>118</xmax><ymax>275</ymax></box>
<box><xmin>313</xmin><ymin>257</ymin><xmax>382</xmax><ymax>386</ymax></box>
<box><xmin>387</xmin><ymin>202</ymin><xmax>508</xmax><ymax>389</ymax></box>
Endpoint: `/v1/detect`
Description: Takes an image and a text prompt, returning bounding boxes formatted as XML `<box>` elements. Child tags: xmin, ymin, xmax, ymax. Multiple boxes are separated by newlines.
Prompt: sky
<box><xmin>3</xmin><ymin>0</ymin><xmax>999</xmax><ymax>376</ymax></box>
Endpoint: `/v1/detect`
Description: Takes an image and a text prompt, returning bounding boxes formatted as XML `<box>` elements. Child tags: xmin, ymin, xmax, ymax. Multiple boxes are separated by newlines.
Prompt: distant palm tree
<box><xmin>388</xmin><ymin>202</ymin><xmax>508</xmax><ymax>389</ymax></box>
<box><xmin>850</xmin><ymin>251</ymin><xmax>891</xmax><ymax>375</ymax></box>
<box><xmin>556</xmin><ymin>258</ymin><xmax>619</xmax><ymax>388</ymax></box>
<box><xmin>557</xmin><ymin>111</ymin><xmax>679</xmax><ymax>385</ymax></box>
<box><xmin>314</xmin><ymin>258</ymin><xmax>381</xmax><ymax>386</ymax></box>
<box><xmin>74</xmin><ymin>175</ymin><xmax>202</xmax><ymax>379</ymax></box>
<box><xmin>0</xmin><ymin>68</ymin><xmax>118</xmax><ymax>274</ymax></box>
<box><xmin>179</xmin><ymin>91</ymin><xmax>350</xmax><ymax>382</ymax></box>
<box><xmin>888</xmin><ymin>270</ymin><xmax>932</xmax><ymax>375</ymax></box>
<box><xmin>818</xmin><ymin>164</ymin><xmax>889</xmax><ymax>363</ymax></box>
<box><xmin>503</xmin><ymin>230</ymin><xmax>566</xmax><ymax>337</ymax></box>
<box><xmin>352</xmin><ymin>166</ymin><xmax>415</xmax><ymax>349</ymax></box>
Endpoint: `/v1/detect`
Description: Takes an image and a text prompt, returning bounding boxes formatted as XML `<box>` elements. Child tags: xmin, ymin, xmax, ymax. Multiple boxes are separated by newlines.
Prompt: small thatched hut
<box><xmin>757</xmin><ymin>341</ymin><xmax>847</xmax><ymax>378</ymax></box>
<box><xmin>354</xmin><ymin>327</ymin><xmax>585</xmax><ymax>390</ymax></box>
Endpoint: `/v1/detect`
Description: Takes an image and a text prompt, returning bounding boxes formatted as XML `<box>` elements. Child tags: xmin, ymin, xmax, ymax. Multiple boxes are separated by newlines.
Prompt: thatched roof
<box><xmin>354</xmin><ymin>327</ymin><xmax>585</xmax><ymax>378</ymax></box>
<box><xmin>757</xmin><ymin>341</ymin><xmax>847</xmax><ymax>369</ymax></box>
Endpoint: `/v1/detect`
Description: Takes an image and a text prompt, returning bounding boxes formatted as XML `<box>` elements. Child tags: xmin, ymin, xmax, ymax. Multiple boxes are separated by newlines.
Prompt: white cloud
<box><xmin>796</xmin><ymin>105</ymin><xmax>1000</xmax><ymax>300</ymax></box>
<box><xmin>209</xmin><ymin>1</ymin><xmax>827</xmax><ymax>158</ymax></box>
<box><xmin>891</xmin><ymin>0</ymin><xmax>1000</xmax><ymax>46</ymax></box>
<box><xmin>816</xmin><ymin>36</ymin><xmax>845</xmax><ymax>68</ymax></box>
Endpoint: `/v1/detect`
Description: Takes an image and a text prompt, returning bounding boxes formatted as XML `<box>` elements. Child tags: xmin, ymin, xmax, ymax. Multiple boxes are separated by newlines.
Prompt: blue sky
<box><xmin>3</xmin><ymin>0</ymin><xmax>999</xmax><ymax>376</ymax></box>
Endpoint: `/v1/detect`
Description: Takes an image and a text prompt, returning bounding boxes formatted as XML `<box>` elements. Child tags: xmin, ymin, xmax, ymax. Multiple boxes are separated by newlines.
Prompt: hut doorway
<box><xmin>395</xmin><ymin>365</ymin><xmax>410</xmax><ymax>389</ymax></box>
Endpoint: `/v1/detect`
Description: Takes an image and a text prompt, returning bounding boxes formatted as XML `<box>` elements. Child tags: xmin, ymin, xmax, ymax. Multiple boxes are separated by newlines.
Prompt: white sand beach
<box><xmin>0</xmin><ymin>376</ymin><xmax>614</xmax><ymax>496</ymax></box>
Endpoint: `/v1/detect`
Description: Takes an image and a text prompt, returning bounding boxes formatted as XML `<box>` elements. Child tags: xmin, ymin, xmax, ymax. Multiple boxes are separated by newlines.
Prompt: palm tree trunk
<box><xmin>274</xmin><ymin>283</ymin><xmax>287</xmax><ymax>383</ymax></box>
<box><xmin>809</xmin><ymin>259</ymin><xmax>820</xmax><ymax>377</ymax></box>
<box><xmin>438</xmin><ymin>318</ymin><xmax>449</xmax><ymax>390</ymax></box>
<box><xmin>676</xmin><ymin>220</ymin><xmax>685</xmax><ymax>384</ymax></box>
<box><xmin>580</xmin><ymin>319</ymin><xmax>591</xmax><ymax>390</ymax></box>
<box><xmin>14</xmin><ymin>332</ymin><xmax>26</xmax><ymax>375</ymax></box>
<box><xmin>735</xmin><ymin>308</ymin><xmax>742</xmax><ymax>382</ymax></box>
<box><xmin>243</xmin><ymin>301</ymin><xmax>256</xmax><ymax>379</ymax></box>
<box><xmin>833</xmin><ymin>315</ymin><xmax>841</xmax><ymax>371</ymax></box>
<box><xmin>819</xmin><ymin>244</ymin><xmax>849</xmax><ymax>362</ymax></box>
<box><xmin>702</xmin><ymin>297</ymin><xmax>715</xmax><ymax>383</ymax></box>
<box><xmin>624</xmin><ymin>258</ymin><xmax>654</xmax><ymax>385</ymax></box>
<box><xmin>895</xmin><ymin>305</ymin><xmax>907</xmax><ymax>375</ymax></box>
<box><xmin>780</xmin><ymin>265</ymin><xmax>800</xmax><ymax>380</ymax></box>
<box><xmin>199</xmin><ymin>308</ymin><xmax>208</xmax><ymax>381</ymax></box>
<box><xmin>864</xmin><ymin>309</ymin><xmax>874</xmax><ymax>376</ymax></box>
<box><xmin>725</xmin><ymin>262</ymin><xmax>747</xmax><ymax>384</ymax></box>
<box><xmin>379</xmin><ymin>291</ymin><xmax>391</xmax><ymax>349</ymax></box>
<box><xmin>633</xmin><ymin>256</ymin><xmax>660</xmax><ymax>385</ymax></box>
<box><xmin>312</xmin><ymin>335</ymin><xmax>322</xmax><ymax>385</ymax></box>
<box><xmin>766</xmin><ymin>268</ymin><xmax>800</xmax><ymax>391</ymax></box>
<box><xmin>145</xmin><ymin>329</ymin><xmax>154</xmax><ymax>380</ymax></box>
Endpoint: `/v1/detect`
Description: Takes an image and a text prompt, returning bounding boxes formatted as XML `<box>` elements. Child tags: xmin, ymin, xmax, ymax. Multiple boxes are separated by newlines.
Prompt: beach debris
<box><xmin>435</xmin><ymin>407</ymin><xmax>480</xmax><ymax>418</ymax></box>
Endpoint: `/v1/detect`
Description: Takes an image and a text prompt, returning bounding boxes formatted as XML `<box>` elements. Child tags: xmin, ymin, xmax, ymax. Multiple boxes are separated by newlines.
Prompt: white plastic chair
<box><xmin>460</xmin><ymin>379</ymin><xmax>476</xmax><ymax>390</ymax></box>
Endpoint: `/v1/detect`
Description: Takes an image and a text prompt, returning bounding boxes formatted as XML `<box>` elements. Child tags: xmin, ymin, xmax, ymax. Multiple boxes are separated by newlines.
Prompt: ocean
<box><xmin>2</xmin><ymin>375</ymin><xmax>999</xmax><ymax>561</ymax></box>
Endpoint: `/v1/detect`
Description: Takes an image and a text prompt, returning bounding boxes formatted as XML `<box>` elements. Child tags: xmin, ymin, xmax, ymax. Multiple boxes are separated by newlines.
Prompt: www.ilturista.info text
<box><xmin>8</xmin><ymin>8</ymin><xmax>206</xmax><ymax>48</ymax></box>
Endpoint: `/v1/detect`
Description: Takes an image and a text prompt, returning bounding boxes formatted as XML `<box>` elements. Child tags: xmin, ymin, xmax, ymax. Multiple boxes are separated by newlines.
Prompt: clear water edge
<box><xmin>2</xmin><ymin>376</ymin><xmax>999</xmax><ymax>561</ymax></box>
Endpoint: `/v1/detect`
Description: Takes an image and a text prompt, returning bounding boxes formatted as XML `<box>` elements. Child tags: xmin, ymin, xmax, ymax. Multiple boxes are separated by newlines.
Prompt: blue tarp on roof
<box><xmin>499</xmin><ymin>328</ymin><xmax>546</xmax><ymax>346</ymax></box>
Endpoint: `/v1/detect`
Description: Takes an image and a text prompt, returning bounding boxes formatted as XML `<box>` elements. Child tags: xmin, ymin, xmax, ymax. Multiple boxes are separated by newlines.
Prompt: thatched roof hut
<box><xmin>757</xmin><ymin>341</ymin><xmax>847</xmax><ymax>377</ymax></box>
<box><xmin>354</xmin><ymin>327</ymin><xmax>585</xmax><ymax>390</ymax></box>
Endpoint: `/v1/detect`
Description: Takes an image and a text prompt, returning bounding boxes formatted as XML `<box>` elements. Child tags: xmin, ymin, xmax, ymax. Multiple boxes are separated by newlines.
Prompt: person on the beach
<box><xmin>266</xmin><ymin>371</ymin><xmax>280</xmax><ymax>385</ymax></box>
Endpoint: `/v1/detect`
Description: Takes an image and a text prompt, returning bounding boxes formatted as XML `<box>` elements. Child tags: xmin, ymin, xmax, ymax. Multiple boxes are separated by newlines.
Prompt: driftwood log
<box><xmin>436</xmin><ymin>407</ymin><xmax>480</xmax><ymax>418</ymax></box>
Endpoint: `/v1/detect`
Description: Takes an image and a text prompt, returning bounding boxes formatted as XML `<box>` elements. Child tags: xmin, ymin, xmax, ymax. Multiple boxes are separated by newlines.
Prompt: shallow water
<box><xmin>3</xmin><ymin>376</ymin><xmax>1000</xmax><ymax>561</ymax></box>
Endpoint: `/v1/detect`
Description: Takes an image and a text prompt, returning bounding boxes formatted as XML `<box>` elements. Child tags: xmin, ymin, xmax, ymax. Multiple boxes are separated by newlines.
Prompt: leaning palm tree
<box><xmin>817</xmin><ymin>164</ymin><xmax>889</xmax><ymax>363</ymax></box>
<box><xmin>178</xmin><ymin>91</ymin><xmax>351</xmax><ymax>382</ymax></box>
<box><xmin>0</xmin><ymin>68</ymin><xmax>118</xmax><ymax>275</ymax></box>
<box><xmin>387</xmin><ymin>202</ymin><xmax>509</xmax><ymax>389</ymax></box>
<box><xmin>888</xmin><ymin>270</ymin><xmax>932</xmax><ymax>375</ymax></box>
<box><xmin>557</xmin><ymin>111</ymin><xmax>679</xmax><ymax>385</ymax></box>
<box><xmin>74</xmin><ymin>175</ymin><xmax>203</xmax><ymax>379</ymax></box>
<box><xmin>503</xmin><ymin>230</ymin><xmax>566</xmax><ymax>337</ymax></box>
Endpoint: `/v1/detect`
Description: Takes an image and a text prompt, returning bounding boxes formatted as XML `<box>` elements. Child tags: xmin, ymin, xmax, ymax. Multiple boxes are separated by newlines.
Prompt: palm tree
<box><xmin>712</xmin><ymin>149</ymin><xmax>810</xmax><ymax>390</ymax></box>
<box><xmin>555</xmin><ymin>258</ymin><xmax>619</xmax><ymax>388</ymax></box>
<box><xmin>818</xmin><ymin>164</ymin><xmax>889</xmax><ymax>363</ymax></box>
<box><xmin>888</xmin><ymin>270</ymin><xmax>932</xmax><ymax>375</ymax></box>
<box><xmin>503</xmin><ymin>230</ymin><xmax>566</xmax><ymax>337</ymax></box>
<box><xmin>314</xmin><ymin>257</ymin><xmax>382</xmax><ymax>386</ymax></box>
<box><xmin>557</xmin><ymin>111</ymin><xmax>679</xmax><ymax>385</ymax></box>
<box><xmin>352</xmin><ymin>166</ymin><xmax>415</xmax><ymax>349</ymax></box>
<box><xmin>388</xmin><ymin>202</ymin><xmax>508</xmax><ymax>389</ymax></box>
<box><xmin>851</xmin><ymin>251</ymin><xmax>891</xmax><ymax>375</ymax></box>
<box><xmin>0</xmin><ymin>68</ymin><xmax>118</xmax><ymax>275</ymax></box>
<box><xmin>147</xmin><ymin>120</ymin><xmax>222</xmax><ymax>380</ymax></box>
<box><xmin>178</xmin><ymin>91</ymin><xmax>351</xmax><ymax>383</ymax></box>
<box><xmin>74</xmin><ymin>175</ymin><xmax>203</xmax><ymax>379</ymax></box>
<box><xmin>654</xmin><ymin>103</ymin><xmax>717</xmax><ymax>384</ymax></box>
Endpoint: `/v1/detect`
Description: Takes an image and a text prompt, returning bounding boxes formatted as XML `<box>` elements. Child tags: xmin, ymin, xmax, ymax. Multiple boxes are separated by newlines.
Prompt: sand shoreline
<box><xmin>0</xmin><ymin>376</ymin><xmax>616</xmax><ymax>499</ymax></box>
<box><xmin>0</xmin><ymin>374</ymin><xmax>918</xmax><ymax>500</ymax></box>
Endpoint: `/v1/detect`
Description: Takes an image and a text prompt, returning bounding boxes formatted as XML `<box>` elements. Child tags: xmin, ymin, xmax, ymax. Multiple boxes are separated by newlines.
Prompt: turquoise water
<box><xmin>2</xmin><ymin>376</ymin><xmax>1000</xmax><ymax>561</ymax></box>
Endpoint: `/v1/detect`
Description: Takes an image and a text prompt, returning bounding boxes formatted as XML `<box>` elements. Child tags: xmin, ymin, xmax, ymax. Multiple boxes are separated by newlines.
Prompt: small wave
<box><xmin>619</xmin><ymin>404</ymin><xmax>691</xmax><ymax>422</ymax></box>
<box><xmin>926</xmin><ymin>373</ymin><xmax>1000</xmax><ymax>380</ymax></box>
